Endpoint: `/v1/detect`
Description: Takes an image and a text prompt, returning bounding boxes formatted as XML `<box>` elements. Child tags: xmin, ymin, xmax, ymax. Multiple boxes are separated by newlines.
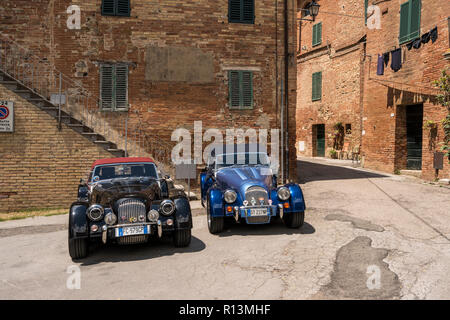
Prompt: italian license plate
<box><xmin>249</xmin><ymin>208</ymin><xmax>269</xmax><ymax>216</ymax></box>
<box><xmin>117</xmin><ymin>225</ymin><xmax>149</xmax><ymax>237</ymax></box>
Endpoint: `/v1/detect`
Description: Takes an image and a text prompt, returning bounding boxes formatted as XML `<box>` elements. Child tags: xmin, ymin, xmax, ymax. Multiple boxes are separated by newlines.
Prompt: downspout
<box><xmin>284</xmin><ymin>0</ymin><xmax>290</xmax><ymax>182</ymax></box>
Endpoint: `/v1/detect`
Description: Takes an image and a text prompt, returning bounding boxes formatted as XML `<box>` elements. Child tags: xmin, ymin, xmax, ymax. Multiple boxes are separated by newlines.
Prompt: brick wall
<box><xmin>363</xmin><ymin>0</ymin><xmax>450</xmax><ymax>180</ymax></box>
<box><xmin>0</xmin><ymin>0</ymin><xmax>299</xmax><ymax>181</ymax></box>
<box><xmin>0</xmin><ymin>83</ymin><xmax>113</xmax><ymax>213</ymax></box>
<box><xmin>296</xmin><ymin>0</ymin><xmax>365</xmax><ymax>158</ymax></box>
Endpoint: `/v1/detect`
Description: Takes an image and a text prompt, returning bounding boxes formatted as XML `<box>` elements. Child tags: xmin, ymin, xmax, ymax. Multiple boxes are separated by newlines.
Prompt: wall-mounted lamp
<box><xmin>298</xmin><ymin>1</ymin><xmax>320</xmax><ymax>22</ymax></box>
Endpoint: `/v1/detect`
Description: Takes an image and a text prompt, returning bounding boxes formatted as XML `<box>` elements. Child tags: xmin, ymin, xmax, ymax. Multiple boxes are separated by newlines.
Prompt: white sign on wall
<box><xmin>299</xmin><ymin>141</ymin><xmax>305</xmax><ymax>152</ymax></box>
<box><xmin>0</xmin><ymin>101</ymin><xmax>14</xmax><ymax>133</ymax></box>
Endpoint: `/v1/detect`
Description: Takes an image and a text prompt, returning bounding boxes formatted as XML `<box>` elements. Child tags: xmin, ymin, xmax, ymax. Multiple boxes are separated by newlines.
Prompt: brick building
<box><xmin>0</xmin><ymin>0</ymin><xmax>299</xmax><ymax>212</ymax></box>
<box><xmin>296</xmin><ymin>0</ymin><xmax>449</xmax><ymax>181</ymax></box>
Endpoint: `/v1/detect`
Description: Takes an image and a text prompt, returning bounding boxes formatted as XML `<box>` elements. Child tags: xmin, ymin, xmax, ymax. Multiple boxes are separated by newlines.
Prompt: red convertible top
<box><xmin>91</xmin><ymin>157</ymin><xmax>155</xmax><ymax>169</ymax></box>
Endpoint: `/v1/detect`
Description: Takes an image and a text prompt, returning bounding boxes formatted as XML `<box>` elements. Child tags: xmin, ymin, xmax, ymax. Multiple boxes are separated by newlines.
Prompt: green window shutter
<box><xmin>229</xmin><ymin>0</ymin><xmax>254</xmax><ymax>24</ymax></box>
<box><xmin>312</xmin><ymin>72</ymin><xmax>322</xmax><ymax>101</ymax></box>
<box><xmin>241</xmin><ymin>71</ymin><xmax>253</xmax><ymax>108</ymax></box>
<box><xmin>100</xmin><ymin>65</ymin><xmax>114</xmax><ymax>110</ymax></box>
<box><xmin>116</xmin><ymin>0</ymin><xmax>131</xmax><ymax>17</ymax></box>
<box><xmin>115</xmin><ymin>64</ymin><xmax>129</xmax><ymax>110</ymax></box>
<box><xmin>399</xmin><ymin>0</ymin><xmax>421</xmax><ymax>44</ymax></box>
<box><xmin>312</xmin><ymin>22</ymin><xmax>322</xmax><ymax>47</ymax></box>
<box><xmin>101</xmin><ymin>0</ymin><xmax>115</xmax><ymax>16</ymax></box>
<box><xmin>229</xmin><ymin>71</ymin><xmax>241</xmax><ymax>108</ymax></box>
<box><xmin>409</xmin><ymin>0</ymin><xmax>421</xmax><ymax>40</ymax></box>
<box><xmin>229</xmin><ymin>70</ymin><xmax>253</xmax><ymax>109</ymax></box>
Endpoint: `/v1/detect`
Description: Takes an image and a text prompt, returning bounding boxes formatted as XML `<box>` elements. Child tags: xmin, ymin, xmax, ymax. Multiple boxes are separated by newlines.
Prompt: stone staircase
<box><xmin>0</xmin><ymin>70</ymin><xmax>126</xmax><ymax>158</ymax></box>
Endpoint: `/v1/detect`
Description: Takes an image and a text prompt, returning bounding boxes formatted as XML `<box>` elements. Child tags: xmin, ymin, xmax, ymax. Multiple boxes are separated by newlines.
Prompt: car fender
<box><xmin>174</xmin><ymin>197</ymin><xmax>193</xmax><ymax>230</ymax></box>
<box><xmin>208</xmin><ymin>188</ymin><xmax>224</xmax><ymax>218</ymax></box>
<box><xmin>286</xmin><ymin>183</ymin><xmax>306</xmax><ymax>213</ymax></box>
<box><xmin>69</xmin><ymin>202</ymin><xmax>88</xmax><ymax>239</ymax></box>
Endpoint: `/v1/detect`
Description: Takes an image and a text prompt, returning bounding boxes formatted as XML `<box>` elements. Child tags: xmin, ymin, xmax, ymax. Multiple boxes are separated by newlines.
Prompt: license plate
<box><xmin>249</xmin><ymin>208</ymin><xmax>269</xmax><ymax>216</ymax></box>
<box><xmin>117</xmin><ymin>225</ymin><xmax>149</xmax><ymax>237</ymax></box>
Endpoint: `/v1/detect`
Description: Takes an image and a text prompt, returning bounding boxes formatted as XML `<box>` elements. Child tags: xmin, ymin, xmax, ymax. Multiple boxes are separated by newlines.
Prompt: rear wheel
<box><xmin>283</xmin><ymin>212</ymin><xmax>305</xmax><ymax>229</ymax></box>
<box><xmin>68</xmin><ymin>238</ymin><xmax>88</xmax><ymax>260</ymax></box>
<box><xmin>207</xmin><ymin>197</ymin><xmax>224</xmax><ymax>234</ymax></box>
<box><xmin>173</xmin><ymin>229</ymin><xmax>191</xmax><ymax>247</ymax></box>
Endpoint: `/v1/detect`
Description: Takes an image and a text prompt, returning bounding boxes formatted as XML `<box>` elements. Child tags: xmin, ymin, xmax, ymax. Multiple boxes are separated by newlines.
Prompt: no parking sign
<box><xmin>0</xmin><ymin>101</ymin><xmax>14</xmax><ymax>132</ymax></box>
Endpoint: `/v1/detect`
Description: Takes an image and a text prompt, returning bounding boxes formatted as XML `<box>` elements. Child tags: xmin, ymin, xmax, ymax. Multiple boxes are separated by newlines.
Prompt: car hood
<box><xmin>89</xmin><ymin>177</ymin><xmax>160</xmax><ymax>206</ymax></box>
<box><xmin>215</xmin><ymin>166</ymin><xmax>273</xmax><ymax>195</ymax></box>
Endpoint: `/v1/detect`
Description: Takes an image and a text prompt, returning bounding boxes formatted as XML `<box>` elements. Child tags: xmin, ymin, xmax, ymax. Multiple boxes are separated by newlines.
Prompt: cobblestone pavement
<box><xmin>1</xmin><ymin>158</ymin><xmax>449</xmax><ymax>299</ymax></box>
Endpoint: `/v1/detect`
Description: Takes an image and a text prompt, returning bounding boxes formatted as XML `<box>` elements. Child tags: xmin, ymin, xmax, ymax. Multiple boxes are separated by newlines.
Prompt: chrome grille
<box><xmin>117</xmin><ymin>199</ymin><xmax>146</xmax><ymax>224</ymax></box>
<box><xmin>245</xmin><ymin>186</ymin><xmax>269</xmax><ymax>206</ymax></box>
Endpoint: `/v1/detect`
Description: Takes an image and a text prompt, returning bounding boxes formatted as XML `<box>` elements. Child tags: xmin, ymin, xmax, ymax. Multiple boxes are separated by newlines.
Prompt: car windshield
<box><xmin>92</xmin><ymin>163</ymin><xmax>158</xmax><ymax>181</ymax></box>
<box><xmin>214</xmin><ymin>152</ymin><xmax>270</xmax><ymax>170</ymax></box>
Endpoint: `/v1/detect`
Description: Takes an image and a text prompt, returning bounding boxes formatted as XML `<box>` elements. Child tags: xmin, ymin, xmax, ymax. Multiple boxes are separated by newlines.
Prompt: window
<box><xmin>101</xmin><ymin>0</ymin><xmax>131</xmax><ymax>17</ymax></box>
<box><xmin>229</xmin><ymin>0</ymin><xmax>255</xmax><ymax>24</ymax></box>
<box><xmin>100</xmin><ymin>64</ymin><xmax>129</xmax><ymax>111</ymax></box>
<box><xmin>399</xmin><ymin>0</ymin><xmax>421</xmax><ymax>44</ymax></box>
<box><xmin>312</xmin><ymin>22</ymin><xmax>322</xmax><ymax>47</ymax></box>
<box><xmin>312</xmin><ymin>71</ymin><xmax>322</xmax><ymax>101</ymax></box>
<box><xmin>229</xmin><ymin>70</ymin><xmax>253</xmax><ymax>109</ymax></box>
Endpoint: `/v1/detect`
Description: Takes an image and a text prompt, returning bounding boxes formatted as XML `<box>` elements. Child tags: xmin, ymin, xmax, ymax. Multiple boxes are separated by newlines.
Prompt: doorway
<box><xmin>314</xmin><ymin>124</ymin><xmax>325</xmax><ymax>157</ymax></box>
<box><xmin>406</xmin><ymin>104</ymin><xmax>423</xmax><ymax>170</ymax></box>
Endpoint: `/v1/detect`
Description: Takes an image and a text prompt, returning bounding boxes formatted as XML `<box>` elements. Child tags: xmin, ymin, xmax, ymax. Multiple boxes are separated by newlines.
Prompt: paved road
<box><xmin>1</xmin><ymin>158</ymin><xmax>450</xmax><ymax>299</ymax></box>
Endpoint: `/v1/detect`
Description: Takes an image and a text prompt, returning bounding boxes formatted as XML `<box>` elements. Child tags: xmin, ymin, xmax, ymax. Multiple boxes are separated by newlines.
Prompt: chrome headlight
<box><xmin>224</xmin><ymin>190</ymin><xmax>237</xmax><ymax>204</ymax></box>
<box><xmin>160</xmin><ymin>199</ymin><xmax>175</xmax><ymax>216</ymax></box>
<box><xmin>104</xmin><ymin>212</ymin><xmax>117</xmax><ymax>225</ymax></box>
<box><xmin>87</xmin><ymin>204</ymin><xmax>104</xmax><ymax>221</ymax></box>
<box><xmin>148</xmin><ymin>209</ymin><xmax>159</xmax><ymax>222</ymax></box>
<box><xmin>277</xmin><ymin>187</ymin><xmax>290</xmax><ymax>201</ymax></box>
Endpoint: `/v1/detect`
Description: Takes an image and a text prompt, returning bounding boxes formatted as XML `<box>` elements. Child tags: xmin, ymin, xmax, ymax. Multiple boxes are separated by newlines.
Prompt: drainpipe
<box><xmin>284</xmin><ymin>0</ymin><xmax>290</xmax><ymax>182</ymax></box>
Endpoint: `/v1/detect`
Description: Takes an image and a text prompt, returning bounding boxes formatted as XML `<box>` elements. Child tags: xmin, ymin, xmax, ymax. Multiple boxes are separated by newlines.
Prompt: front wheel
<box><xmin>173</xmin><ymin>229</ymin><xmax>191</xmax><ymax>247</ymax></box>
<box><xmin>68</xmin><ymin>238</ymin><xmax>88</xmax><ymax>260</ymax></box>
<box><xmin>207</xmin><ymin>197</ymin><xmax>224</xmax><ymax>234</ymax></box>
<box><xmin>283</xmin><ymin>212</ymin><xmax>305</xmax><ymax>229</ymax></box>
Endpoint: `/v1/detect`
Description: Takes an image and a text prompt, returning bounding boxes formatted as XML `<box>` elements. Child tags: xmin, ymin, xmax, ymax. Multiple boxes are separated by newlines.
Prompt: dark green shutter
<box><xmin>364</xmin><ymin>0</ymin><xmax>369</xmax><ymax>25</ymax></box>
<box><xmin>312</xmin><ymin>72</ymin><xmax>322</xmax><ymax>101</ymax></box>
<box><xmin>116</xmin><ymin>0</ymin><xmax>131</xmax><ymax>17</ymax></box>
<box><xmin>115</xmin><ymin>65</ymin><xmax>128</xmax><ymax>110</ymax></box>
<box><xmin>399</xmin><ymin>0</ymin><xmax>421</xmax><ymax>44</ymax></box>
<box><xmin>100</xmin><ymin>65</ymin><xmax>114</xmax><ymax>110</ymax></box>
<box><xmin>229</xmin><ymin>70</ymin><xmax>253</xmax><ymax>109</ymax></box>
<box><xmin>101</xmin><ymin>0</ymin><xmax>130</xmax><ymax>17</ymax></box>
<box><xmin>229</xmin><ymin>0</ymin><xmax>254</xmax><ymax>24</ymax></box>
<box><xmin>312</xmin><ymin>23</ymin><xmax>322</xmax><ymax>47</ymax></box>
<box><xmin>409</xmin><ymin>0</ymin><xmax>421</xmax><ymax>40</ymax></box>
<box><xmin>100</xmin><ymin>64</ymin><xmax>128</xmax><ymax>111</ymax></box>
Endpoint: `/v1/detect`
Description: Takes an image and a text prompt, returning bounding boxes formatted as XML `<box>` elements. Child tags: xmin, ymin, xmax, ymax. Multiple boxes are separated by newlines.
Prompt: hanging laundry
<box><xmin>383</xmin><ymin>52</ymin><xmax>390</xmax><ymax>67</ymax></box>
<box><xmin>377</xmin><ymin>54</ymin><xmax>384</xmax><ymax>75</ymax></box>
<box><xmin>406</xmin><ymin>40</ymin><xmax>414</xmax><ymax>51</ymax></box>
<box><xmin>430</xmin><ymin>26</ymin><xmax>438</xmax><ymax>43</ymax></box>
<box><xmin>412</xmin><ymin>38</ymin><xmax>421</xmax><ymax>49</ymax></box>
<box><xmin>421</xmin><ymin>32</ymin><xmax>431</xmax><ymax>44</ymax></box>
<box><xmin>391</xmin><ymin>48</ymin><xmax>402</xmax><ymax>72</ymax></box>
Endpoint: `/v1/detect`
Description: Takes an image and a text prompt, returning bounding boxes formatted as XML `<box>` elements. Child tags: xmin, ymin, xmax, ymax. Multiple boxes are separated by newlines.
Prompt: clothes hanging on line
<box><xmin>412</xmin><ymin>38</ymin><xmax>421</xmax><ymax>49</ymax></box>
<box><xmin>430</xmin><ymin>26</ymin><xmax>438</xmax><ymax>43</ymax></box>
<box><xmin>421</xmin><ymin>32</ymin><xmax>431</xmax><ymax>44</ymax></box>
<box><xmin>377</xmin><ymin>54</ymin><xmax>384</xmax><ymax>75</ymax></box>
<box><xmin>406</xmin><ymin>40</ymin><xmax>414</xmax><ymax>50</ymax></box>
<box><xmin>391</xmin><ymin>48</ymin><xmax>402</xmax><ymax>72</ymax></box>
<box><xmin>383</xmin><ymin>52</ymin><xmax>390</xmax><ymax>67</ymax></box>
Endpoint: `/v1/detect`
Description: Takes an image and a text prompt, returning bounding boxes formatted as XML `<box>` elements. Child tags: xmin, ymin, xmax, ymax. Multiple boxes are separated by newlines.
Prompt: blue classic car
<box><xmin>200</xmin><ymin>144</ymin><xmax>306</xmax><ymax>233</ymax></box>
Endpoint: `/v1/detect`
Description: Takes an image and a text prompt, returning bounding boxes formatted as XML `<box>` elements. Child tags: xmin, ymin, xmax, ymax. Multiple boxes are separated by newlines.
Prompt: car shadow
<box><xmin>78</xmin><ymin>235</ymin><xmax>206</xmax><ymax>266</ymax></box>
<box><xmin>297</xmin><ymin>160</ymin><xmax>388</xmax><ymax>184</ymax></box>
<box><xmin>217</xmin><ymin>219</ymin><xmax>315</xmax><ymax>237</ymax></box>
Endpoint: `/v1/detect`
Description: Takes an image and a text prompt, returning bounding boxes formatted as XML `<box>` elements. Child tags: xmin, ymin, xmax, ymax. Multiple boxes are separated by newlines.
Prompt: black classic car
<box><xmin>68</xmin><ymin>157</ymin><xmax>192</xmax><ymax>260</ymax></box>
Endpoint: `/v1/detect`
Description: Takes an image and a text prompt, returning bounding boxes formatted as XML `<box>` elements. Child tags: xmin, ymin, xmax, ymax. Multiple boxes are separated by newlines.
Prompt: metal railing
<box><xmin>0</xmin><ymin>34</ymin><xmax>174</xmax><ymax>172</ymax></box>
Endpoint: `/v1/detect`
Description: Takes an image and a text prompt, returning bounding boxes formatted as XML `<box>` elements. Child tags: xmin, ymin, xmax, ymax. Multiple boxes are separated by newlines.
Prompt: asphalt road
<box><xmin>1</xmin><ymin>158</ymin><xmax>450</xmax><ymax>299</ymax></box>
